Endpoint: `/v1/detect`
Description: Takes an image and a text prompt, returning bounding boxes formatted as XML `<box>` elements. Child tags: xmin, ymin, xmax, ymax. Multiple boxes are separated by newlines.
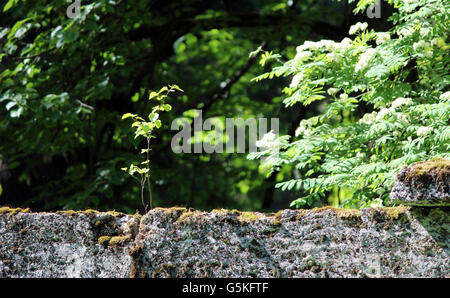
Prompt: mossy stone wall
<box><xmin>0</xmin><ymin>206</ymin><xmax>448</xmax><ymax>277</ymax></box>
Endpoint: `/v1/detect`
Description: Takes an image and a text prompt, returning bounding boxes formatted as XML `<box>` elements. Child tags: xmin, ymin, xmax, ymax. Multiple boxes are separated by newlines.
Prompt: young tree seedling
<box><xmin>121</xmin><ymin>84</ymin><xmax>183</xmax><ymax>213</ymax></box>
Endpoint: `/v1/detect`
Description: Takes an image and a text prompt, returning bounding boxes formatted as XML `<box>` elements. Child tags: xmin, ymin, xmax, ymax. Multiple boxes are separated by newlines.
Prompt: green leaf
<box><xmin>170</xmin><ymin>84</ymin><xmax>184</xmax><ymax>92</ymax></box>
<box><xmin>3</xmin><ymin>0</ymin><xmax>16</xmax><ymax>12</ymax></box>
<box><xmin>149</xmin><ymin>112</ymin><xmax>159</xmax><ymax>122</ymax></box>
<box><xmin>122</xmin><ymin>113</ymin><xmax>135</xmax><ymax>119</ymax></box>
<box><xmin>162</xmin><ymin>104</ymin><xmax>172</xmax><ymax>111</ymax></box>
<box><xmin>154</xmin><ymin>119</ymin><xmax>162</xmax><ymax>128</ymax></box>
<box><xmin>149</xmin><ymin>91</ymin><xmax>158</xmax><ymax>100</ymax></box>
<box><xmin>8</xmin><ymin>18</ymin><xmax>31</xmax><ymax>40</ymax></box>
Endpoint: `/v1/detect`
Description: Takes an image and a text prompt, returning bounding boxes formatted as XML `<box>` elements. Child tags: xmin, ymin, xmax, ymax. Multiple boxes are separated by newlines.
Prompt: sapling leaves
<box><xmin>122</xmin><ymin>85</ymin><xmax>183</xmax><ymax>212</ymax></box>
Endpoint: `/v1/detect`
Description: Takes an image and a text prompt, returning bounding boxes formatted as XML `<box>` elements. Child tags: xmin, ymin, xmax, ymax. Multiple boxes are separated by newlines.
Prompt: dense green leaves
<box><xmin>250</xmin><ymin>0</ymin><xmax>450</xmax><ymax>209</ymax></box>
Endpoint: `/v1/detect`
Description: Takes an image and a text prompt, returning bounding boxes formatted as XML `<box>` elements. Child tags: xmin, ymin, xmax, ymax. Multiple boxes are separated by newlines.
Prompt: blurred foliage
<box><xmin>0</xmin><ymin>0</ymin><xmax>394</xmax><ymax>213</ymax></box>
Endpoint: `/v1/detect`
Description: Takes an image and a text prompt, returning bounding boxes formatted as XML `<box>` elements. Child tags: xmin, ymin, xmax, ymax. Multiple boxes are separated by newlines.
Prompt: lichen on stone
<box><xmin>390</xmin><ymin>158</ymin><xmax>450</xmax><ymax>206</ymax></box>
<box><xmin>0</xmin><ymin>207</ymin><xmax>31</xmax><ymax>216</ymax></box>
<box><xmin>109</xmin><ymin>235</ymin><xmax>131</xmax><ymax>245</ymax></box>
<box><xmin>404</xmin><ymin>158</ymin><xmax>450</xmax><ymax>186</ymax></box>
<box><xmin>98</xmin><ymin>235</ymin><xmax>112</xmax><ymax>246</ymax></box>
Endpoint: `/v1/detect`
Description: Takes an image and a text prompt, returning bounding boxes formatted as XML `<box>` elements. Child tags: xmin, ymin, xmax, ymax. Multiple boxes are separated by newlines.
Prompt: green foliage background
<box><xmin>0</xmin><ymin>0</ymin><xmax>447</xmax><ymax>213</ymax></box>
<box><xmin>250</xmin><ymin>0</ymin><xmax>449</xmax><ymax>209</ymax></box>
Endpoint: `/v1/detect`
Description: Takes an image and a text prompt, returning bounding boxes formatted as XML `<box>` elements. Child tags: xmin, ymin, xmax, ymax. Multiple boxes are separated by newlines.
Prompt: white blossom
<box><xmin>396</xmin><ymin>112</ymin><xmax>409</xmax><ymax>124</ymax></box>
<box><xmin>289</xmin><ymin>73</ymin><xmax>304</xmax><ymax>88</ymax></box>
<box><xmin>398</xmin><ymin>27</ymin><xmax>415</xmax><ymax>37</ymax></box>
<box><xmin>294</xmin><ymin>50</ymin><xmax>312</xmax><ymax>64</ymax></box>
<box><xmin>439</xmin><ymin>91</ymin><xmax>450</xmax><ymax>101</ymax></box>
<box><xmin>355</xmin><ymin>48</ymin><xmax>376</xmax><ymax>72</ymax></box>
<box><xmin>295</xmin><ymin>120</ymin><xmax>311</xmax><ymax>137</ymax></box>
<box><xmin>304</xmin><ymin>41</ymin><xmax>319</xmax><ymax>51</ymax></box>
<box><xmin>349</xmin><ymin>22</ymin><xmax>368</xmax><ymax>35</ymax></box>
<box><xmin>327</xmin><ymin>88</ymin><xmax>339</xmax><ymax>96</ymax></box>
<box><xmin>339</xmin><ymin>93</ymin><xmax>348</xmax><ymax>100</ymax></box>
<box><xmin>391</xmin><ymin>97</ymin><xmax>413</xmax><ymax>109</ymax></box>
<box><xmin>356</xmin><ymin>152</ymin><xmax>365</xmax><ymax>159</ymax></box>
<box><xmin>416</xmin><ymin>126</ymin><xmax>433</xmax><ymax>136</ymax></box>
<box><xmin>376</xmin><ymin>32</ymin><xmax>391</xmax><ymax>45</ymax></box>
<box><xmin>303</xmin><ymin>129</ymin><xmax>312</xmax><ymax>137</ymax></box>
<box><xmin>431</xmin><ymin>38</ymin><xmax>445</xmax><ymax>48</ymax></box>
<box><xmin>359</xmin><ymin>112</ymin><xmax>376</xmax><ymax>125</ymax></box>
<box><xmin>413</xmin><ymin>40</ymin><xmax>428</xmax><ymax>51</ymax></box>
<box><xmin>335</xmin><ymin>38</ymin><xmax>352</xmax><ymax>52</ymax></box>
<box><xmin>326</xmin><ymin>52</ymin><xmax>342</xmax><ymax>63</ymax></box>
<box><xmin>317</xmin><ymin>40</ymin><xmax>336</xmax><ymax>51</ymax></box>
<box><xmin>375</xmin><ymin>107</ymin><xmax>393</xmax><ymax>121</ymax></box>
<box><xmin>256</xmin><ymin>130</ymin><xmax>278</xmax><ymax>148</ymax></box>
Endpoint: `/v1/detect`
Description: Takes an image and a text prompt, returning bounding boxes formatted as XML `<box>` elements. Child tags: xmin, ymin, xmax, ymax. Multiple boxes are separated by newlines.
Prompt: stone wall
<box><xmin>0</xmin><ymin>206</ymin><xmax>448</xmax><ymax>278</ymax></box>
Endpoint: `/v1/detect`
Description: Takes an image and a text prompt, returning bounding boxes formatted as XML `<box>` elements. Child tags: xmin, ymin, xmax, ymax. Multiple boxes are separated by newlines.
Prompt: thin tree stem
<box><xmin>141</xmin><ymin>175</ymin><xmax>147</xmax><ymax>213</ymax></box>
<box><xmin>146</xmin><ymin>136</ymin><xmax>153</xmax><ymax>210</ymax></box>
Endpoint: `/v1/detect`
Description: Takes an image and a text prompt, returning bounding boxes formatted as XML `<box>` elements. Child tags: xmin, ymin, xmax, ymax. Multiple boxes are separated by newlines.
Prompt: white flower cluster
<box><xmin>375</xmin><ymin>107</ymin><xmax>393</xmax><ymax>121</ymax></box>
<box><xmin>360</xmin><ymin>97</ymin><xmax>413</xmax><ymax>125</ymax></box>
<box><xmin>335</xmin><ymin>38</ymin><xmax>353</xmax><ymax>52</ymax></box>
<box><xmin>431</xmin><ymin>38</ymin><xmax>445</xmax><ymax>48</ymax></box>
<box><xmin>416</xmin><ymin>126</ymin><xmax>433</xmax><ymax>137</ymax></box>
<box><xmin>398</xmin><ymin>26</ymin><xmax>415</xmax><ymax>37</ymax></box>
<box><xmin>439</xmin><ymin>91</ymin><xmax>450</xmax><ymax>101</ymax></box>
<box><xmin>376</xmin><ymin>32</ymin><xmax>391</xmax><ymax>45</ymax></box>
<box><xmin>355</xmin><ymin>48</ymin><xmax>376</xmax><ymax>72</ymax></box>
<box><xmin>293</xmin><ymin>49</ymin><xmax>312</xmax><ymax>64</ymax></box>
<box><xmin>327</xmin><ymin>88</ymin><xmax>339</xmax><ymax>96</ymax></box>
<box><xmin>326</xmin><ymin>52</ymin><xmax>342</xmax><ymax>63</ymax></box>
<box><xmin>289</xmin><ymin>72</ymin><xmax>304</xmax><ymax>88</ymax></box>
<box><xmin>413</xmin><ymin>40</ymin><xmax>428</xmax><ymax>51</ymax></box>
<box><xmin>256</xmin><ymin>130</ymin><xmax>278</xmax><ymax>148</ymax></box>
<box><xmin>412</xmin><ymin>40</ymin><xmax>434</xmax><ymax>57</ymax></box>
<box><xmin>296</xmin><ymin>38</ymin><xmax>352</xmax><ymax>54</ymax></box>
<box><xmin>349</xmin><ymin>22</ymin><xmax>368</xmax><ymax>35</ymax></box>
<box><xmin>395</xmin><ymin>112</ymin><xmax>410</xmax><ymax>124</ymax></box>
<box><xmin>339</xmin><ymin>93</ymin><xmax>348</xmax><ymax>100</ymax></box>
<box><xmin>360</xmin><ymin>112</ymin><xmax>377</xmax><ymax>125</ymax></box>
<box><xmin>297</xmin><ymin>40</ymin><xmax>336</xmax><ymax>52</ymax></box>
<box><xmin>295</xmin><ymin>120</ymin><xmax>312</xmax><ymax>137</ymax></box>
<box><xmin>318</xmin><ymin>40</ymin><xmax>336</xmax><ymax>51</ymax></box>
<box><xmin>391</xmin><ymin>97</ymin><xmax>413</xmax><ymax>109</ymax></box>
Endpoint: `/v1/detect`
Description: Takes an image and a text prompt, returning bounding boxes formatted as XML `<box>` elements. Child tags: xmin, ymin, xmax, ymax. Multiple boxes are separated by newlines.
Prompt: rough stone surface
<box><xmin>0</xmin><ymin>209</ymin><xmax>139</xmax><ymax>277</ymax></box>
<box><xmin>390</xmin><ymin>159</ymin><xmax>450</xmax><ymax>206</ymax></box>
<box><xmin>134</xmin><ymin>207</ymin><xmax>449</xmax><ymax>278</ymax></box>
<box><xmin>0</xmin><ymin>206</ymin><xmax>449</xmax><ymax>278</ymax></box>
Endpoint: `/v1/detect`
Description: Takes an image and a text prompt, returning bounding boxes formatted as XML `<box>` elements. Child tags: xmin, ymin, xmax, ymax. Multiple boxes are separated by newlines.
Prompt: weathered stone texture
<box><xmin>0</xmin><ymin>210</ymin><xmax>139</xmax><ymax>277</ymax></box>
<box><xmin>134</xmin><ymin>207</ymin><xmax>449</xmax><ymax>278</ymax></box>
<box><xmin>0</xmin><ymin>206</ymin><xmax>448</xmax><ymax>278</ymax></box>
<box><xmin>390</xmin><ymin>159</ymin><xmax>450</xmax><ymax>206</ymax></box>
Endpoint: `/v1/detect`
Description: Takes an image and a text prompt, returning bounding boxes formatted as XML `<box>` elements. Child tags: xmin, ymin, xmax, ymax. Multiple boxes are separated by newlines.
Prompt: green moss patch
<box><xmin>0</xmin><ymin>207</ymin><xmax>31</xmax><ymax>216</ymax></box>
<box><xmin>403</xmin><ymin>158</ymin><xmax>450</xmax><ymax>188</ymax></box>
